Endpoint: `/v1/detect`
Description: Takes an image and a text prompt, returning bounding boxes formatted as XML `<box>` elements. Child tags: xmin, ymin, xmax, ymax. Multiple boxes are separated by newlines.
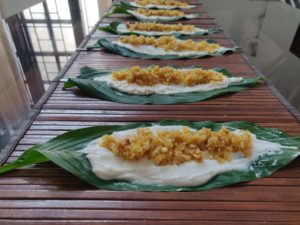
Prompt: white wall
<box><xmin>0</xmin><ymin>0</ymin><xmax>43</xmax><ymax>18</ymax></box>
<box><xmin>202</xmin><ymin>0</ymin><xmax>300</xmax><ymax>112</ymax></box>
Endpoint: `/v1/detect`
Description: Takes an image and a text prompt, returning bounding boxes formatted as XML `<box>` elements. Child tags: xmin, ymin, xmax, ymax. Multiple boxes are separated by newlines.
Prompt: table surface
<box><xmin>1</xmin><ymin>0</ymin><xmax>300</xmax><ymax>224</ymax></box>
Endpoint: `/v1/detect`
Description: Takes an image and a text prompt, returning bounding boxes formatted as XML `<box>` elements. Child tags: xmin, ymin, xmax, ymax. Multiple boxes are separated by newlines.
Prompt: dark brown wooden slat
<box><xmin>0</xmin><ymin>200</ymin><xmax>300</xmax><ymax>211</ymax></box>
<box><xmin>42</xmin><ymin>103</ymin><xmax>287</xmax><ymax>110</ymax></box>
<box><xmin>0</xmin><ymin>186</ymin><xmax>300</xmax><ymax>201</ymax></box>
<box><xmin>38</xmin><ymin>108</ymin><xmax>291</xmax><ymax>116</ymax></box>
<box><xmin>1</xmin><ymin>209</ymin><xmax>300</xmax><ymax>222</ymax></box>
<box><xmin>44</xmin><ymin>92</ymin><xmax>286</xmax><ymax>102</ymax></box>
<box><xmin>71</xmin><ymin>51</ymin><xmax>243</xmax><ymax>63</ymax></box>
<box><xmin>63</xmin><ymin>54</ymin><xmax>250</xmax><ymax>71</ymax></box>
<box><xmin>34</xmin><ymin>114</ymin><xmax>297</xmax><ymax>123</ymax></box>
<box><xmin>0</xmin><ymin>221</ymin><xmax>299</xmax><ymax>225</ymax></box>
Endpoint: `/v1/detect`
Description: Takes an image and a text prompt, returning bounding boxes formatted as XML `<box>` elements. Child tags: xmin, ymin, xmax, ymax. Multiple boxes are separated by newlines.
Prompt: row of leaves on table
<box><xmin>0</xmin><ymin>0</ymin><xmax>299</xmax><ymax>192</ymax></box>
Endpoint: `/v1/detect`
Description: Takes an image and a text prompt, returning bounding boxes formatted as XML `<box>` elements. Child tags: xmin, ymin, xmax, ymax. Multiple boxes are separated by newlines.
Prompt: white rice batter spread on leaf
<box><xmin>82</xmin><ymin>125</ymin><xmax>284</xmax><ymax>186</ymax></box>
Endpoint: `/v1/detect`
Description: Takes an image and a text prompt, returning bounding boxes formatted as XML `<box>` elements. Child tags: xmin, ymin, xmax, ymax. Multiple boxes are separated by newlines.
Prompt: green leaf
<box><xmin>99</xmin><ymin>22</ymin><xmax>223</xmax><ymax>38</ymax></box>
<box><xmin>62</xmin><ymin>65</ymin><xmax>264</xmax><ymax>104</ymax></box>
<box><xmin>104</xmin><ymin>4</ymin><xmax>132</xmax><ymax>17</ymax></box>
<box><xmin>0</xmin><ymin>121</ymin><xmax>299</xmax><ymax>191</ymax></box>
<box><xmin>63</xmin><ymin>67</ymin><xmax>111</xmax><ymax>89</ymax></box>
<box><xmin>99</xmin><ymin>22</ymin><xmax>121</xmax><ymax>34</ymax></box>
<box><xmin>0</xmin><ymin>149</ymin><xmax>49</xmax><ymax>174</ymax></box>
<box><xmin>90</xmin><ymin>38</ymin><xmax>240</xmax><ymax>59</ymax></box>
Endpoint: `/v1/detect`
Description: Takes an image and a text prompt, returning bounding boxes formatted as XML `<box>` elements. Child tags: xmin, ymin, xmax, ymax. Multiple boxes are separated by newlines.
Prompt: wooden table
<box><xmin>1</xmin><ymin>1</ymin><xmax>300</xmax><ymax>224</ymax></box>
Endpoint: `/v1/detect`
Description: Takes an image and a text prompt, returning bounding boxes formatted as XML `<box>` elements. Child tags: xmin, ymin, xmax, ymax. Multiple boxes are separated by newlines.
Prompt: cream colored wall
<box><xmin>98</xmin><ymin>0</ymin><xmax>112</xmax><ymax>17</ymax></box>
